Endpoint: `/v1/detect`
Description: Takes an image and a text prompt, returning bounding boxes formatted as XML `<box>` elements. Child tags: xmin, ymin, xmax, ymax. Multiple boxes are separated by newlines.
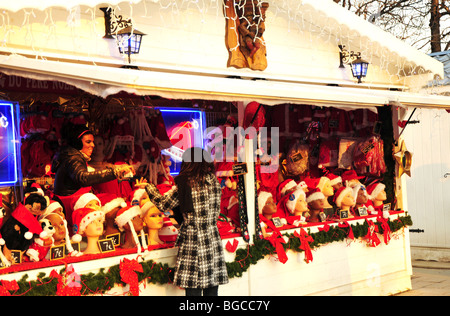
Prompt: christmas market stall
<box><xmin>0</xmin><ymin>0</ymin><xmax>447</xmax><ymax>296</ymax></box>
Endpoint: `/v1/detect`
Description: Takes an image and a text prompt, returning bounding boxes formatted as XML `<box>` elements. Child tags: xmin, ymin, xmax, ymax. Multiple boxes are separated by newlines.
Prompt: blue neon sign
<box><xmin>157</xmin><ymin>108</ymin><xmax>206</xmax><ymax>175</ymax></box>
<box><xmin>0</xmin><ymin>101</ymin><xmax>19</xmax><ymax>186</ymax></box>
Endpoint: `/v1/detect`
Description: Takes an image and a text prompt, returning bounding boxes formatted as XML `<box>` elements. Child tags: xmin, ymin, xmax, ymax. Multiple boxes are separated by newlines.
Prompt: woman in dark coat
<box><xmin>52</xmin><ymin>123</ymin><xmax>134</xmax><ymax>196</ymax></box>
<box><xmin>137</xmin><ymin>147</ymin><xmax>228</xmax><ymax>296</ymax></box>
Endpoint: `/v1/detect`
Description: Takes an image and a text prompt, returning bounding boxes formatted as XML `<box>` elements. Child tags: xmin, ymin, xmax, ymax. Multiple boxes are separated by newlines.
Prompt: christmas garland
<box><xmin>1</xmin><ymin>214</ymin><xmax>412</xmax><ymax>296</ymax></box>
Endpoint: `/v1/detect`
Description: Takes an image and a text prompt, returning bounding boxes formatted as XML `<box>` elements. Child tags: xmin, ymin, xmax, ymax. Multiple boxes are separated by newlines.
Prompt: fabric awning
<box><xmin>0</xmin><ymin>54</ymin><xmax>449</xmax><ymax>110</ymax></box>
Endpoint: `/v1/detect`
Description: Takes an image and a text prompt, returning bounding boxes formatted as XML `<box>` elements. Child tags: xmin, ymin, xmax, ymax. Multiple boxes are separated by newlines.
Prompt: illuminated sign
<box><xmin>0</xmin><ymin>101</ymin><xmax>19</xmax><ymax>186</ymax></box>
<box><xmin>158</xmin><ymin>108</ymin><xmax>206</xmax><ymax>175</ymax></box>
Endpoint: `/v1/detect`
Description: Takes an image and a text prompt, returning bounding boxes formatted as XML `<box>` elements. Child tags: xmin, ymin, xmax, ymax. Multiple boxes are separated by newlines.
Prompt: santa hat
<box><xmin>39</xmin><ymin>200</ymin><xmax>63</xmax><ymax>220</ymax></box>
<box><xmin>243</xmin><ymin>101</ymin><xmax>265</xmax><ymax>132</ymax></box>
<box><xmin>333</xmin><ymin>186</ymin><xmax>354</xmax><ymax>208</ymax></box>
<box><xmin>12</xmin><ymin>204</ymin><xmax>47</xmax><ymax>240</ymax></box>
<box><xmin>276</xmin><ymin>179</ymin><xmax>297</xmax><ymax>201</ymax></box>
<box><xmin>72</xmin><ymin>207</ymin><xmax>104</xmax><ymax>240</ymax></box>
<box><xmin>303</xmin><ymin>177</ymin><xmax>320</xmax><ymax>190</ymax></box>
<box><xmin>258</xmin><ymin>191</ymin><xmax>273</xmax><ymax>214</ymax></box>
<box><xmin>285</xmin><ymin>188</ymin><xmax>306</xmax><ymax>214</ymax></box>
<box><xmin>327</xmin><ymin>173</ymin><xmax>342</xmax><ymax>187</ymax></box>
<box><xmin>99</xmin><ymin>194</ymin><xmax>127</xmax><ymax>214</ymax></box>
<box><xmin>115</xmin><ymin>205</ymin><xmax>145</xmax><ymax>253</ymax></box>
<box><xmin>341</xmin><ymin>170</ymin><xmax>364</xmax><ymax>185</ymax></box>
<box><xmin>73</xmin><ymin>193</ymin><xmax>101</xmax><ymax>211</ymax></box>
<box><xmin>31</xmin><ymin>183</ymin><xmax>45</xmax><ymax>196</ymax></box>
<box><xmin>306</xmin><ymin>188</ymin><xmax>325</xmax><ymax>204</ymax></box>
<box><xmin>366</xmin><ymin>182</ymin><xmax>386</xmax><ymax>200</ymax></box>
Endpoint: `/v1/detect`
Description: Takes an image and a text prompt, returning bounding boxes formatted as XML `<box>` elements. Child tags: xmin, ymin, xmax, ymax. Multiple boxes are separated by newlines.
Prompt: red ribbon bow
<box><xmin>377</xmin><ymin>216</ymin><xmax>391</xmax><ymax>245</ymax></box>
<box><xmin>120</xmin><ymin>258</ymin><xmax>144</xmax><ymax>296</ymax></box>
<box><xmin>295</xmin><ymin>228</ymin><xmax>314</xmax><ymax>263</ymax></box>
<box><xmin>0</xmin><ymin>280</ymin><xmax>19</xmax><ymax>296</ymax></box>
<box><xmin>338</xmin><ymin>221</ymin><xmax>355</xmax><ymax>240</ymax></box>
<box><xmin>50</xmin><ymin>265</ymin><xmax>82</xmax><ymax>296</ymax></box>
<box><xmin>318</xmin><ymin>223</ymin><xmax>330</xmax><ymax>232</ymax></box>
<box><xmin>365</xmin><ymin>219</ymin><xmax>381</xmax><ymax>247</ymax></box>
<box><xmin>226</xmin><ymin>239</ymin><xmax>239</xmax><ymax>253</ymax></box>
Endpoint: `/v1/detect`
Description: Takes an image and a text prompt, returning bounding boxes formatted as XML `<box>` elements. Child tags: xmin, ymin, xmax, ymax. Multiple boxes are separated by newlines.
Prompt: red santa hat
<box><xmin>31</xmin><ymin>183</ymin><xmax>45</xmax><ymax>196</ymax></box>
<box><xmin>115</xmin><ymin>205</ymin><xmax>145</xmax><ymax>253</ymax></box>
<box><xmin>72</xmin><ymin>207</ymin><xmax>104</xmax><ymax>239</ymax></box>
<box><xmin>12</xmin><ymin>204</ymin><xmax>47</xmax><ymax>240</ymax></box>
<box><xmin>341</xmin><ymin>170</ymin><xmax>364</xmax><ymax>185</ymax></box>
<box><xmin>99</xmin><ymin>194</ymin><xmax>127</xmax><ymax>214</ymax></box>
<box><xmin>258</xmin><ymin>191</ymin><xmax>273</xmax><ymax>214</ymax></box>
<box><xmin>366</xmin><ymin>182</ymin><xmax>386</xmax><ymax>200</ymax></box>
<box><xmin>333</xmin><ymin>186</ymin><xmax>354</xmax><ymax>208</ymax></box>
<box><xmin>73</xmin><ymin>193</ymin><xmax>101</xmax><ymax>211</ymax></box>
<box><xmin>285</xmin><ymin>188</ymin><xmax>306</xmax><ymax>214</ymax></box>
<box><xmin>306</xmin><ymin>188</ymin><xmax>325</xmax><ymax>204</ymax></box>
<box><xmin>243</xmin><ymin>101</ymin><xmax>265</xmax><ymax>132</ymax></box>
<box><xmin>327</xmin><ymin>173</ymin><xmax>342</xmax><ymax>187</ymax></box>
<box><xmin>303</xmin><ymin>177</ymin><xmax>320</xmax><ymax>190</ymax></box>
<box><xmin>39</xmin><ymin>200</ymin><xmax>63</xmax><ymax>219</ymax></box>
<box><xmin>276</xmin><ymin>179</ymin><xmax>297</xmax><ymax>202</ymax></box>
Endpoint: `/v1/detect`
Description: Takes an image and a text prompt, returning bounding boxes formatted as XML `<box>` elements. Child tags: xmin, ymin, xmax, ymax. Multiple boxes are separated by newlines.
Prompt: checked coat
<box><xmin>144</xmin><ymin>173</ymin><xmax>229</xmax><ymax>289</ymax></box>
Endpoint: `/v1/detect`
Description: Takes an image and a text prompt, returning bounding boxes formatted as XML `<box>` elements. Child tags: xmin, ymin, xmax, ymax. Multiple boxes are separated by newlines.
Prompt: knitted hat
<box><xmin>327</xmin><ymin>173</ymin><xmax>342</xmax><ymax>187</ymax></box>
<box><xmin>333</xmin><ymin>186</ymin><xmax>354</xmax><ymax>208</ymax></box>
<box><xmin>73</xmin><ymin>193</ymin><xmax>101</xmax><ymax>211</ymax></box>
<box><xmin>306</xmin><ymin>188</ymin><xmax>325</xmax><ymax>204</ymax></box>
<box><xmin>366</xmin><ymin>182</ymin><xmax>386</xmax><ymax>200</ymax></box>
<box><xmin>258</xmin><ymin>191</ymin><xmax>273</xmax><ymax>214</ymax></box>
<box><xmin>99</xmin><ymin>194</ymin><xmax>127</xmax><ymax>214</ymax></box>
<box><xmin>285</xmin><ymin>188</ymin><xmax>306</xmax><ymax>214</ymax></box>
<box><xmin>71</xmin><ymin>207</ymin><xmax>104</xmax><ymax>239</ymax></box>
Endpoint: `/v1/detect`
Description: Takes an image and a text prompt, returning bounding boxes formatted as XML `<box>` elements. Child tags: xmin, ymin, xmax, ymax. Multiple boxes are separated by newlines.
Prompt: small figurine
<box><xmin>333</xmin><ymin>186</ymin><xmax>355</xmax><ymax>219</ymax></box>
<box><xmin>158</xmin><ymin>217</ymin><xmax>178</xmax><ymax>243</ymax></box>
<box><xmin>115</xmin><ymin>205</ymin><xmax>146</xmax><ymax>253</ymax></box>
<box><xmin>306</xmin><ymin>188</ymin><xmax>326</xmax><ymax>223</ymax></box>
<box><xmin>25</xmin><ymin>218</ymin><xmax>55</xmax><ymax>262</ymax></box>
<box><xmin>141</xmin><ymin>201</ymin><xmax>164</xmax><ymax>246</ymax></box>
<box><xmin>72</xmin><ymin>207</ymin><xmax>105</xmax><ymax>255</ymax></box>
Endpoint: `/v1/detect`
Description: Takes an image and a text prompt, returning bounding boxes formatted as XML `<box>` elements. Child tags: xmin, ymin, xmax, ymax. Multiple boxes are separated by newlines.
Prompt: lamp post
<box><xmin>116</xmin><ymin>26</ymin><xmax>146</xmax><ymax>69</ymax></box>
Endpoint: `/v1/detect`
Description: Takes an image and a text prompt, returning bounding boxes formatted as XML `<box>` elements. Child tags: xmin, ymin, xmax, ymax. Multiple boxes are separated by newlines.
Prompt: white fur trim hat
<box><xmin>101</xmin><ymin>197</ymin><xmax>127</xmax><ymax>214</ymax></box>
<box><xmin>328</xmin><ymin>173</ymin><xmax>342</xmax><ymax>187</ymax></box>
<box><xmin>115</xmin><ymin>205</ymin><xmax>142</xmax><ymax>230</ymax></box>
<box><xmin>367</xmin><ymin>182</ymin><xmax>386</xmax><ymax>200</ymax></box>
<box><xmin>334</xmin><ymin>187</ymin><xmax>354</xmax><ymax>208</ymax></box>
<box><xmin>72</xmin><ymin>207</ymin><xmax>105</xmax><ymax>239</ymax></box>
<box><xmin>73</xmin><ymin>193</ymin><xmax>101</xmax><ymax>211</ymax></box>
<box><xmin>306</xmin><ymin>188</ymin><xmax>325</xmax><ymax>204</ymax></box>
<box><xmin>286</xmin><ymin>188</ymin><xmax>306</xmax><ymax>213</ymax></box>
<box><xmin>258</xmin><ymin>191</ymin><xmax>273</xmax><ymax>214</ymax></box>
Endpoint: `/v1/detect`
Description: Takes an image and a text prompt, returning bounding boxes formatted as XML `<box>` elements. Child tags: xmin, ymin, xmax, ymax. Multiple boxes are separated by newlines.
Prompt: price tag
<box><xmin>106</xmin><ymin>233</ymin><xmax>121</xmax><ymax>246</ymax></box>
<box><xmin>289</xmin><ymin>152</ymin><xmax>303</xmax><ymax>163</ymax></box>
<box><xmin>98</xmin><ymin>238</ymin><xmax>115</xmax><ymax>253</ymax></box>
<box><xmin>232</xmin><ymin>163</ymin><xmax>248</xmax><ymax>176</ymax></box>
<box><xmin>50</xmin><ymin>244</ymin><xmax>66</xmax><ymax>260</ymax></box>
<box><xmin>383</xmin><ymin>203</ymin><xmax>391</xmax><ymax>212</ymax></box>
<box><xmin>339</xmin><ymin>209</ymin><xmax>349</xmax><ymax>220</ymax></box>
<box><xmin>357</xmin><ymin>206</ymin><xmax>368</xmax><ymax>216</ymax></box>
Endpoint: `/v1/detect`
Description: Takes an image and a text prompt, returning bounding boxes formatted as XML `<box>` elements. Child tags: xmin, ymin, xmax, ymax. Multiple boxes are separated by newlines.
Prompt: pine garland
<box><xmin>3</xmin><ymin>214</ymin><xmax>411</xmax><ymax>296</ymax></box>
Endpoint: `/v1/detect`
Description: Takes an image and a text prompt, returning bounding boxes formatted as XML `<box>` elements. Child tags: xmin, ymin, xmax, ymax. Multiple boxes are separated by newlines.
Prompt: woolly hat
<box><xmin>276</xmin><ymin>179</ymin><xmax>297</xmax><ymax>202</ymax></box>
<box><xmin>366</xmin><ymin>182</ymin><xmax>386</xmax><ymax>200</ymax></box>
<box><xmin>71</xmin><ymin>207</ymin><xmax>104</xmax><ymax>239</ymax></box>
<box><xmin>327</xmin><ymin>173</ymin><xmax>342</xmax><ymax>187</ymax></box>
<box><xmin>12</xmin><ymin>204</ymin><xmax>47</xmax><ymax>240</ymax></box>
<box><xmin>73</xmin><ymin>193</ymin><xmax>101</xmax><ymax>211</ymax></box>
<box><xmin>333</xmin><ymin>186</ymin><xmax>354</xmax><ymax>208</ymax></box>
<box><xmin>99</xmin><ymin>194</ymin><xmax>127</xmax><ymax>214</ymax></box>
<box><xmin>306</xmin><ymin>188</ymin><xmax>325</xmax><ymax>204</ymax></box>
<box><xmin>258</xmin><ymin>191</ymin><xmax>273</xmax><ymax>214</ymax></box>
<box><xmin>285</xmin><ymin>188</ymin><xmax>306</xmax><ymax>214</ymax></box>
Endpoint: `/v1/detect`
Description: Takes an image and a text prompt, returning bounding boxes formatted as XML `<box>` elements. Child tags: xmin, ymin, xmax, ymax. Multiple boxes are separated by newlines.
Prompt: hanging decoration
<box><xmin>393</xmin><ymin>137</ymin><xmax>412</xmax><ymax>177</ymax></box>
<box><xmin>119</xmin><ymin>258</ymin><xmax>144</xmax><ymax>296</ymax></box>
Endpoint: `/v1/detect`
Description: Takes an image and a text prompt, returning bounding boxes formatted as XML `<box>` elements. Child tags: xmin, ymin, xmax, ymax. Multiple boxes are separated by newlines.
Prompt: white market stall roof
<box><xmin>0</xmin><ymin>0</ymin><xmax>449</xmax><ymax>110</ymax></box>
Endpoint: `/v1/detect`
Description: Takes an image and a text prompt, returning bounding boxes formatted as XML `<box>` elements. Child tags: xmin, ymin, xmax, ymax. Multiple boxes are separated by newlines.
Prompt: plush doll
<box><xmin>72</xmin><ymin>207</ymin><xmax>105</xmax><ymax>255</ymax></box>
<box><xmin>305</xmin><ymin>188</ymin><xmax>326</xmax><ymax>222</ymax></box>
<box><xmin>140</xmin><ymin>201</ymin><xmax>164</xmax><ymax>246</ymax></box>
<box><xmin>0</xmin><ymin>194</ymin><xmax>49</xmax><ymax>264</ymax></box>
<box><xmin>333</xmin><ymin>186</ymin><xmax>355</xmax><ymax>219</ymax></box>
<box><xmin>25</xmin><ymin>218</ymin><xmax>55</xmax><ymax>262</ymax></box>
<box><xmin>366</xmin><ymin>181</ymin><xmax>388</xmax><ymax>218</ymax></box>
<box><xmin>115</xmin><ymin>205</ymin><xmax>146</xmax><ymax>253</ymax></box>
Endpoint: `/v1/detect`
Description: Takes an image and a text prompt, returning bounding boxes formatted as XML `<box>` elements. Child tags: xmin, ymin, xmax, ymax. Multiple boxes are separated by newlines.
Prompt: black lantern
<box><xmin>339</xmin><ymin>45</ymin><xmax>369</xmax><ymax>84</ymax></box>
<box><xmin>350</xmin><ymin>57</ymin><xmax>369</xmax><ymax>83</ymax></box>
<box><xmin>116</xmin><ymin>26</ymin><xmax>146</xmax><ymax>68</ymax></box>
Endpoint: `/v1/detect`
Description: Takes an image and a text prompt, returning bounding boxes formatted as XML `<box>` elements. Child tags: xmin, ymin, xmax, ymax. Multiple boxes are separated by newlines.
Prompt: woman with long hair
<box><xmin>137</xmin><ymin>147</ymin><xmax>228</xmax><ymax>296</ymax></box>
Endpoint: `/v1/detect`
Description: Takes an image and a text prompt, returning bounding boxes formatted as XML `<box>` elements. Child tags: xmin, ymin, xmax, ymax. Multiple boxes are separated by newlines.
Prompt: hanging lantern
<box><xmin>351</xmin><ymin>57</ymin><xmax>369</xmax><ymax>83</ymax></box>
<box><xmin>116</xmin><ymin>26</ymin><xmax>146</xmax><ymax>68</ymax></box>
